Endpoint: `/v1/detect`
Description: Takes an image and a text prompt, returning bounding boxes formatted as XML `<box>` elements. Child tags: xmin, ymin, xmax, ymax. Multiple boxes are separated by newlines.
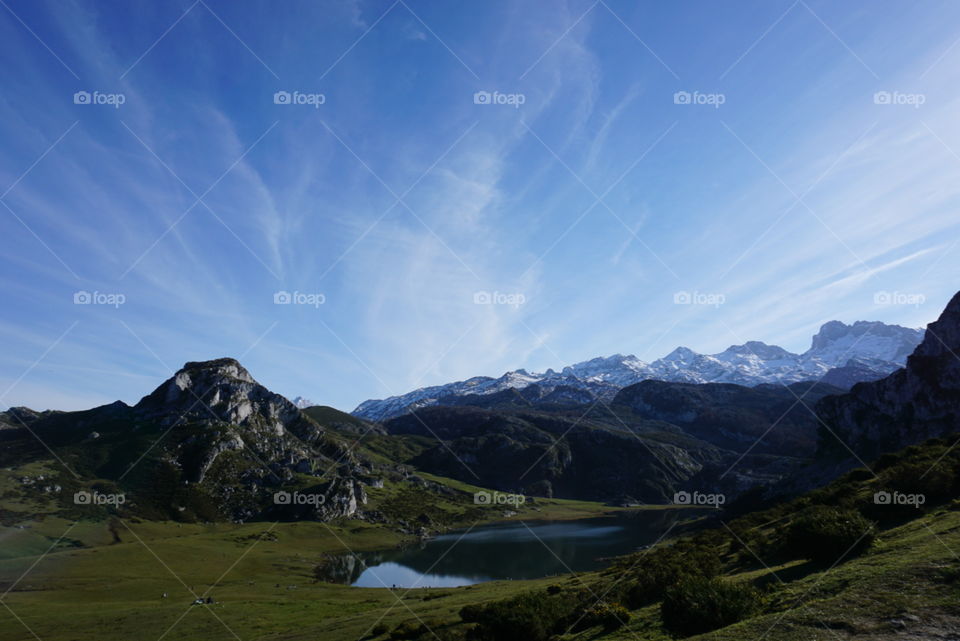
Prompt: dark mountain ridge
<box><xmin>818</xmin><ymin>290</ymin><xmax>960</xmax><ymax>461</ymax></box>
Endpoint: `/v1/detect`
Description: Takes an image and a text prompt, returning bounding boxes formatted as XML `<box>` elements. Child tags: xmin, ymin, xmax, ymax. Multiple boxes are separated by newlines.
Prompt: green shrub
<box><xmin>660</xmin><ymin>577</ymin><xmax>762</xmax><ymax>636</ymax></box>
<box><xmin>370</xmin><ymin>622</ymin><xmax>389</xmax><ymax>637</ymax></box>
<box><xmin>574</xmin><ymin>601</ymin><xmax>630</xmax><ymax>631</ymax></box>
<box><xmin>389</xmin><ymin>621</ymin><xmax>418</xmax><ymax>640</ymax></box>
<box><xmin>462</xmin><ymin>590</ymin><xmax>580</xmax><ymax>641</ymax></box>
<box><xmin>620</xmin><ymin>540</ymin><xmax>721</xmax><ymax>608</ymax></box>
<box><xmin>874</xmin><ymin>452</ymin><xmax>901</xmax><ymax>472</ymax></box>
<box><xmin>887</xmin><ymin>462</ymin><xmax>955</xmax><ymax>501</ymax></box>
<box><xmin>784</xmin><ymin>506</ymin><xmax>874</xmax><ymax>563</ymax></box>
<box><xmin>458</xmin><ymin>604</ymin><xmax>484</xmax><ymax>623</ymax></box>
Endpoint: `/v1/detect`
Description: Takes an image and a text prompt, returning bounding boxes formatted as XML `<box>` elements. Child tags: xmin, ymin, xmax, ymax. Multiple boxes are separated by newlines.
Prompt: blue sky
<box><xmin>2</xmin><ymin>0</ymin><xmax>960</xmax><ymax>412</ymax></box>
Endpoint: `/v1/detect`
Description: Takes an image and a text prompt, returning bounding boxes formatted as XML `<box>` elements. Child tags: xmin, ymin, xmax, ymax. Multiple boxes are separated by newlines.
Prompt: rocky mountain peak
<box><xmin>135</xmin><ymin>358</ymin><xmax>301</xmax><ymax>435</ymax></box>
<box><xmin>663</xmin><ymin>346</ymin><xmax>697</xmax><ymax>361</ymax></box>
<box><xmin>721</xmin><ymin>341</ymin><xmax>796</xmax><ymax>361</ymax></box>
<box><xmin>179</xmin><ymin>357</ymin><xmax>254</xmax><ymax>383</ymax></box>
<box><xmin>808</xmin><ymin>320</ymin><xmax>923</xmax><ymax>364</ymax></box>
<box><xmin>912</xmin><ymin>291</ymin><xmax>960</xmax><ymax>359</ymax></box>
<box><xmin>290</xmin><ymin>396</ymin><xmax>316</xmax><ymax>409</ymax></box>
<box><xmin>817</xmin><ymin>291</ymin><xmax>960</xmax><ymax>460</ymax></box>
<box><xmin>810</xmin><ymin>320</ymin><xmax>853</xmax><ymax>349</ymax></box>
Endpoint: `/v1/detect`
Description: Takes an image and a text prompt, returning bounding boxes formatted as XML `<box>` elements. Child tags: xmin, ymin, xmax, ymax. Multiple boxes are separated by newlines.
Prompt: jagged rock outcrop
<box><xmin>0</xmin><ymin>406</ymin><xmax>58</xmax><ymax>429</ymax></box>
<box><xmin>133</xmin><ymin>358</ymin><xmax>350</xmax><ymax>485</ymax></box>
<box><xmin>136</xmin><ymin>358</ymin><xmax>324</xmax><ymax>443</ymax></box>
<box><xmin>817</xmin><ymin>292</ymin><xmax>960</xmax><ymax>460</ymax></box>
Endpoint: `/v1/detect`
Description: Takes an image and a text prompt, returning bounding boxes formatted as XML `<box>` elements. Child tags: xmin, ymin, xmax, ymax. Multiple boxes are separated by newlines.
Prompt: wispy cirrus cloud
<box><xmin>2</xmin><ymin>0</ymin><xmax>960</xmax><ymax>412</ymax></box>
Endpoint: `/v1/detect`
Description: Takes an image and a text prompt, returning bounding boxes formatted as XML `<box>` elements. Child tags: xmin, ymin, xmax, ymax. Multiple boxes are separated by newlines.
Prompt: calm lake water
<box><xmin>321</xmin><ymin>511</ymin><xmax>692</xmax><ymax>588</ymax></box>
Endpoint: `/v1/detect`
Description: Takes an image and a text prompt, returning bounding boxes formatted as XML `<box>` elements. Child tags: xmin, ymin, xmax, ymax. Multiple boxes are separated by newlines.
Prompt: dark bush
<box><xmin>660</xmin><ymin>576</ymin><xmax>762</xmax><ymax>636</ymax></box>
<box><xmin>844</xmin><ymin>467</ymin><xmax>875</xmax><ymax>482</ymax></box>
<box><xmin>390</xmin><ymin>620</ymin><xmax>422</xmax><ymax>640</ymax></box>
<box><xmin>621</xmin><ymin>540</ymin><xmax>721</xmax><ymax>608</ymax></box>
<box><xmin>874</xmin><ymin>452</ymin><xmax>901</xmax><ymax>472</ymax></box>
<box><xmin>887</xmin><ymin>461</ymin><xmax>955</xmax><ymax>501</ymax></box>
<box><xmin>784</xmin><ymin>506</ymin><xmax>874</xmax><ymax>563</ymax></box>
<box><xmin>462</xmin><ymin>591</ymin><xmax>580</xmax><ymax>641</ymax></box>
<box><xmin>573</xmin><ymin>602</ymin><xmax>630</xmax><ymax>631</ymax></box>
<box><xmin>458</xmin><ymin>604</ymin><xmax>484</xmax><ymax>623</ymax></box>
<box><xmin>388</xmin><ymin>618</ymin><xmax>448</xmax><ymax>640</ymax></box>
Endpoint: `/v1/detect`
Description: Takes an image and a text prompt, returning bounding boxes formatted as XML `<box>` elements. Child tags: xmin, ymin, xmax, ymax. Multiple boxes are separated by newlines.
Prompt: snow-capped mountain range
<box><xmin>352</xmin><ymin>321</ymin><xmax>924</xmax><ymax>422</ymax></box>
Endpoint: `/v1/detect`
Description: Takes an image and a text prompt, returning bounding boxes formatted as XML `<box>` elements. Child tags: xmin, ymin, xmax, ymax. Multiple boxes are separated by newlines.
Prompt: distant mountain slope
<box><xmin>612</xmin><ymin>379</ymin><xmax>844</xmax><ymax>456</ymax></box>
<box><xmin>354</xmin><ymin>320</ymin><xmax>924</xmax><ymax>421</ymax></box>
<box><xmin>381</xmin><ymin>405</ymin><xmax>726</xmax><ymax>503</ymax></box>
<box><xmin>818</xmin><ymin>290</ymin><xmax>960</xmax><ymax>460</ymax></box>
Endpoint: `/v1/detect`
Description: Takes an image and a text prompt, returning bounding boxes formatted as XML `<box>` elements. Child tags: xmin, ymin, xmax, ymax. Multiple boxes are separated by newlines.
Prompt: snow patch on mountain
<box><xmin>290</xmin><ymin>396</ymin><xmax>316</xmax><ymax>409</ymax></box>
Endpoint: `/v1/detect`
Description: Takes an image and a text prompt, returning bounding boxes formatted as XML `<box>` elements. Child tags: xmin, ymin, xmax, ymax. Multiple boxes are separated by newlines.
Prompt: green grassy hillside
<box><xmin>2</xmin><ymin>436</ymin><xmax>959</xmax><ymax>641</ymax></box>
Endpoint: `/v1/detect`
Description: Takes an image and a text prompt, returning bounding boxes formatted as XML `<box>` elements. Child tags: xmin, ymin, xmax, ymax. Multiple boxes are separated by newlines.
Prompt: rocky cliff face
<box><xmin>136</xmin><ymin>358</ymin><xmax>372</xmax><ymax>519</ymax></box>
<box><xmin>136</xmin><ymin>358</ymin><xmax>324</xmax><ymax>442</ymax></box>
<box><xmin>817</xmin><ymin>292</ymin><xmax>960</xmax><ymax>460</ymax></box>
<box><xmin>134</xmin><ymin>358</ymin><xmax>348</xmax><ymax>483</ymax></box>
